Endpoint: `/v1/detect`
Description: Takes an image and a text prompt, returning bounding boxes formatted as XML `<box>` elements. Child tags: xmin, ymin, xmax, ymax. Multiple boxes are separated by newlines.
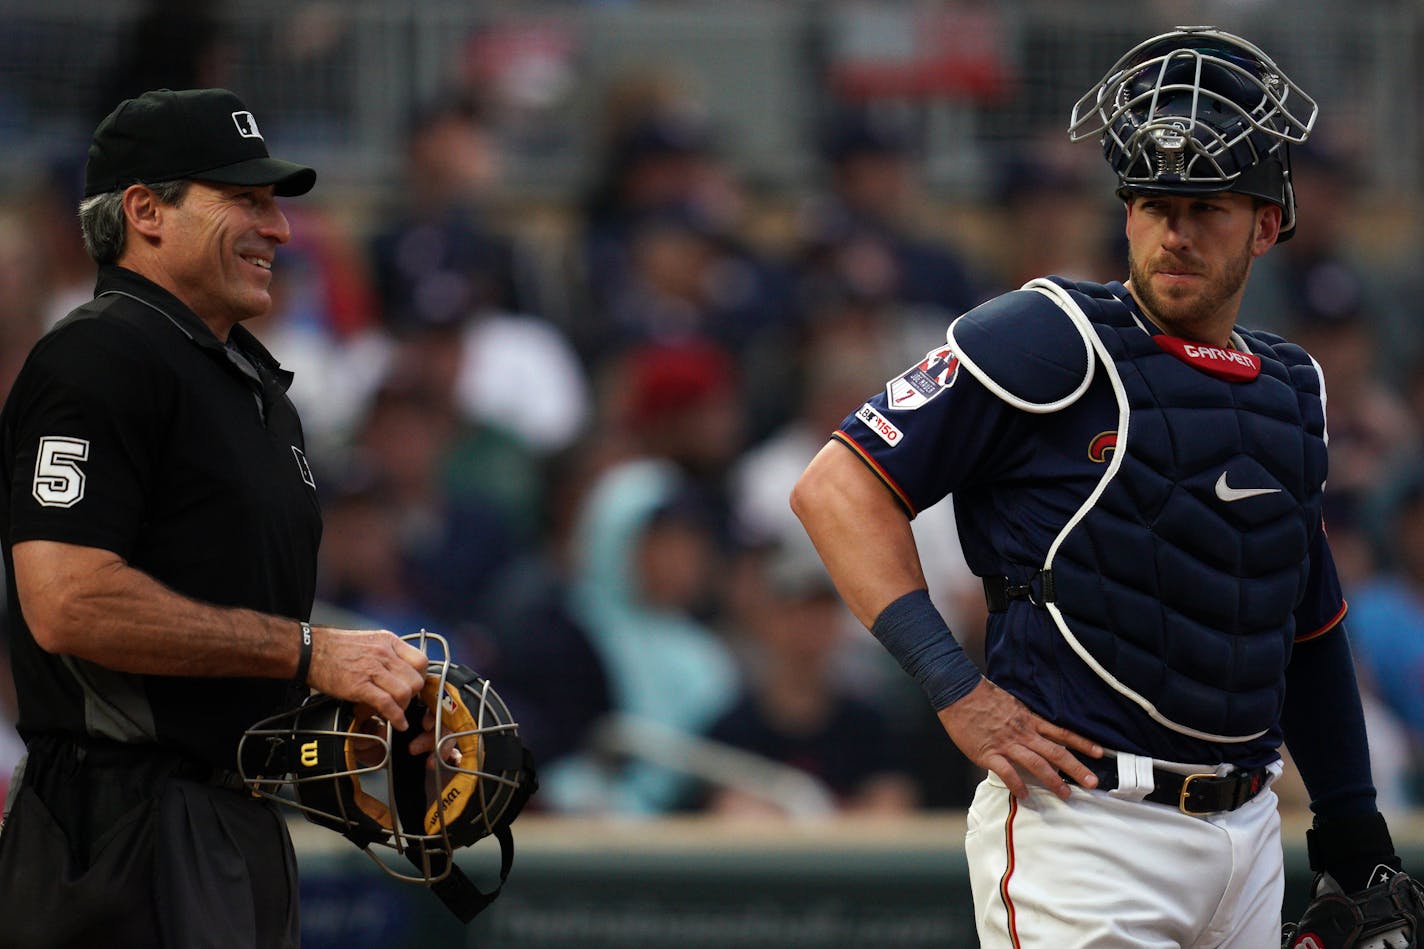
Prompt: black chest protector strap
<box><xmin>983</xmin><ymin>570</ymin><xmax>1057</xmax><ymax>613</ymax></box>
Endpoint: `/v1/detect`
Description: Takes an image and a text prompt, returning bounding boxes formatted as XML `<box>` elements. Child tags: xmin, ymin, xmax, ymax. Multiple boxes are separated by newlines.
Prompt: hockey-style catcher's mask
<box><xmin>1067</xmin><ymin>25</ymin><xmax>1317</xmax><ymax>240</ymax></box>
<box><xmin>239</xmin><ymin>633</ymin><xmax>536</xmax><ymax>922</ymax></box>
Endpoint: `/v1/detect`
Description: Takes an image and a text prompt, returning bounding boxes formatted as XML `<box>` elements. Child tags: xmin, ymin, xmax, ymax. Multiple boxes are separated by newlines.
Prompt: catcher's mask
<box><xmin>1068</xmin><ymin>25</ymin><xmax>1317</xmax><ymax>240</ymax></box>
<box><xmin>239</xmin><ymin>632</ymin><xmax>537</xmax><ymax>923</ymax></box>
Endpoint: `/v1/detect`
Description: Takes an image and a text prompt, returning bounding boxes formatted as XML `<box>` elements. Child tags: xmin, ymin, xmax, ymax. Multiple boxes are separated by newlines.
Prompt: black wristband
<box><xmin>869</xmin><ymin>589</ymin><xmax>982</xmax><ymax>710</ymax></box>
<box><xmin>295</xmin><ymin>621</ymin><xmax>313</xmax><ymax>685</ymax></box>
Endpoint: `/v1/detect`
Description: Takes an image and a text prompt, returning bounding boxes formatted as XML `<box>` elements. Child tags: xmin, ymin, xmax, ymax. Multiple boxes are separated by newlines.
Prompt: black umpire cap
<box><xmin>84</xmin><ymin>88</ymin><xmax>316</xmax><ymax>198</ymax></box>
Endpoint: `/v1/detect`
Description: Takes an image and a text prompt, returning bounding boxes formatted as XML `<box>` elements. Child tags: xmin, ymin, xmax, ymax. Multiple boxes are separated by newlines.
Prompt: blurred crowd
<box><xmin>3</xmin><ymin>26</ymin><xmax>1424</xmax><ymax>821</ymax></box>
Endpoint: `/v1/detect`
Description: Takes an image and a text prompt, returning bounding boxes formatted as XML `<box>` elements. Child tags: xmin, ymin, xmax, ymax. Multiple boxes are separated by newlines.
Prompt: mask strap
<box><xmin>412</xmin><ymin>746</ymin><xmax>537</xmax><ymax>922</ymax></box>
<box><xmin>414</xmin><ymin>825</ymin><xmax>515</xmax><ymax>923</ymax></box>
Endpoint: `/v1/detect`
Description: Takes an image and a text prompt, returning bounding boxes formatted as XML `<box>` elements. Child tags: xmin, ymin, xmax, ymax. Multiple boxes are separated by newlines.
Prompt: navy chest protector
<box><xmin>948</xmin><ymin>277</ymin><xmax>1328</xmax><ymax>742</ymax></box>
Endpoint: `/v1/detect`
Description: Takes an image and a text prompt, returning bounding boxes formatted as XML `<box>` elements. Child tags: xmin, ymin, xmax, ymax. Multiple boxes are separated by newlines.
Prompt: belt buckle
<box><xmin>1178</xmin><ymin>772</ymin><xmax>1217</xmax><ymax>816</ymax></box>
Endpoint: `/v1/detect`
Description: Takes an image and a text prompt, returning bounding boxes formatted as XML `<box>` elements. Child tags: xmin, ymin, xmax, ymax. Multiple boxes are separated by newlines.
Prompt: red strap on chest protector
<box><xmin>1153</xmin><ymin>335</ymin><xmax>1262</xmax><ymax>382</ymax></box>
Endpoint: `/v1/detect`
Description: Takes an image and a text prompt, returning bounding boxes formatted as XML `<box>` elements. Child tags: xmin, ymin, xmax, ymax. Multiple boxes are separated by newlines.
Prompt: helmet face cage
<box><xmin>239</xmin><ymin>631</ymin><xmax>529</xmax><ymax>886</ymax></box>
<box><xmin>1067</xmin><ymin>25</ymin><xmax>1318</xmax><ymax>237</ymax></box>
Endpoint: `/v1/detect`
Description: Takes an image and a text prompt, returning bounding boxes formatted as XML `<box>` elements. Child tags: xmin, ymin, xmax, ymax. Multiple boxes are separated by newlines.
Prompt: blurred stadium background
<box><xmin>5</xmin><ymin>1</ymin><xmax>1424</xmax><ymax>946</ymax></box>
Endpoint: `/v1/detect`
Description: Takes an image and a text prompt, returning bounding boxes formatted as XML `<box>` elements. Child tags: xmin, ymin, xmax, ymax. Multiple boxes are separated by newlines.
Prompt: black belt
<box><xmin>984</xmin><ymin>570</ymin><xmax>1055</xmax><ymax>612</ymax></box>
<box><xmin>29</xmin><ymin>733</ymin><xmax>248</xmax><ymax>792</ymax></box>
<box><xmin>1074</xmin><ymin>753</ymin><xmax>1272</xmax><ymax>815</ymax></box>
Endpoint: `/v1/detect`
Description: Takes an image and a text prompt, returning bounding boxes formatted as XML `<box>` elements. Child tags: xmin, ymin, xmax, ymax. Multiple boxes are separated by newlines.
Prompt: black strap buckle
<box><xmin>984</xmin><ymin>569</ymin><xmax>1056</xmax><ymax>613</ymax></box>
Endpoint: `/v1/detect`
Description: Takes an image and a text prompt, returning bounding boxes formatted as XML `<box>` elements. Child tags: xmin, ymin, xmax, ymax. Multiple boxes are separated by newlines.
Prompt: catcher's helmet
<box><xmin>239</xmin><ymin>632</ymin><xmax>536</xmax><ymax>922</ymax></box>
<box><xmin>1068</xmin><ymin>25</ymin><xmax>1317</xmax><ymax>240</ymax></box>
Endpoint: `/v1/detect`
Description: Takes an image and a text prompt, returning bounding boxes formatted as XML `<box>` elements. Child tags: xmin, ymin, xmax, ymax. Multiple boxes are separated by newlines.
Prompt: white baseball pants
<box><xmin>965</xmin><ymin>762</ymin><xmax>1284</xmax><ymax>948</ymax></box>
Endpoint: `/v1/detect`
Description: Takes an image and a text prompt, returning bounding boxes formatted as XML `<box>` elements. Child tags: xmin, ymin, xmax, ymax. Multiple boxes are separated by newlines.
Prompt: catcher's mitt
<box><xmin>1283</xmin><ymin>865</ymin><xmax>1424</xmax><ymax>949</ymax></box>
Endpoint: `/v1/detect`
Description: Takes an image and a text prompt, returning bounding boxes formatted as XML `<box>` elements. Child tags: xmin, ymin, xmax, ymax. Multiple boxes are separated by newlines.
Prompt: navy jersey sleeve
<box><xmin>831</xmin><ymin>341</ymin><xmax>1018</xmax><ymax>517</ymax></box>
<box><xmin>1294</xmin><ymin>520</ymin><xmax>1348</xmax><ymax>641</ymax></box>
<box><xmin>5</xmin><ymin>317</ymin><xmax>169</xmax><ymax>558</ymax></box>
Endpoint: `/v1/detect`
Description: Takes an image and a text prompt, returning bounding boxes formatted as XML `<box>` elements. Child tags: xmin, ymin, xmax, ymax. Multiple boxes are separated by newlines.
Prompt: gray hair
<box><xmin>78</xmin><ymin>179</ymin><xmax>191</xmax><ymax>265</ymax></box>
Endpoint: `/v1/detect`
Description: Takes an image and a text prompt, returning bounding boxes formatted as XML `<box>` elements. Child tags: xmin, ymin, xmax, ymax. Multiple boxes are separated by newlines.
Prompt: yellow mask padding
<box><xmin>420</xmin><ymin>675</ymin><xmax>483</xmax><ymax>835</ymax></box>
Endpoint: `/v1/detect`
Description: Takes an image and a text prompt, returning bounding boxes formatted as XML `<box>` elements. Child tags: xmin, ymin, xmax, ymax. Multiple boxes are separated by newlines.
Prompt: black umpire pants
<box><xmin>0</xmin><ymin>735</ymin><xmax>300</xmax><ymax>948</ymax></box>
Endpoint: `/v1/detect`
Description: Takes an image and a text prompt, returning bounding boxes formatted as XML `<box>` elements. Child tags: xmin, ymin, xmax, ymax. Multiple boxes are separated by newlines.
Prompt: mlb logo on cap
<box><xmin>232</xmin><ymin>111</ymin><xmax>263</xmax><ymax>140</ymax></box>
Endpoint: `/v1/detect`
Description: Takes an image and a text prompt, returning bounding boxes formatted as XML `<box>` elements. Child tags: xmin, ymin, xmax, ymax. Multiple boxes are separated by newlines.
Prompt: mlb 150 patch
<box><xmin>855</xmin><ymin>403</ymin><xmax>903</xmax><ymax>446</ymax></box>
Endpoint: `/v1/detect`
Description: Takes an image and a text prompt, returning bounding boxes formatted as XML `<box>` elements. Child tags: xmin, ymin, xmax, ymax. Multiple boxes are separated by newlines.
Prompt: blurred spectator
<box><xmin>475</xmin><ymin>554</ymin><xmax>614</xmax><ymax>774</ymax></box>
<box><xmin>599</xmin><ymin>201</ymin><xmax>793</xmax><ymax>355</ymax></box>
<box><xmin>248</xmin><ymin>204</ymin><xmax>392</xmax><ymax>454</ymax></box>
<box><xmin>537</xmin><ymin>458</ymin><xmax>740</xmax><ymax>815</ymax></box>
<box><xmin>703</xmin><ymin>536</ymin><xmax>919</xmax><ymax>817</ymax></box>
<box><xmin>94</xmin><ymin>1</ymin><xmax>233</xmax><ymax>124</ymax></box>
<box><xmin>1337</xmin><ymin>478</ymin><xmax>1424</xmax><ymax>811</ymax></box>
<box><xmin>614</xmin><ymin>338</ymin><xmax>742</xmax><ymax>463</ymax></box>
<box><xmin>475</xmin><ymin>440</ymin><xmax>623</xmax><ymax>780</ymax></box>
<box><xmin>314</xmin><ymin>465</ymin><xmax>438</xmax><ymax>636</ymax></box>
<box><xmin>368</xmin><ymin>93</ymin><xmax>592</xmax><ymax>456</ymax></box>
<box><xmin>0</xmin><ymin>624</ymin><xmax>17</xmax><ymax>805</ymax></box>
<box><xmin>319</xmin><ymin>373</ymin><xmax>528</xmax><ymax>647</ymax></box>
<box><xmin>744</xmin><ymin>224</ymin><xmax>952</xmax><ymax>445</ymax></box>
<box><xmin>578</xmin><ymin>85</ymin><xmax>790</xmax><ymax>358</ymax></box>
<box><xmin>1243</xmin><ymin>142</ymin><xmax>1416</xmax><ymax>379</ymax></box>
<box><xmin>795</xmin><ymin>107</ymin><xmax>981</xmax><ymax>321</ymax></box>
<box><xmin>30</xmin><ymin>160</ymin><xmax>97</xmax><ymax>333</ymax></box>
<box><xmin>0</xmin><ymin>206</ymin><xmax>50</xmax><ymax>399</ymax></box>
<box><xmin>598</xmin><ymin>338</ymin><xmax>747</xmax><ymax>542</ymax></box>
<box><xmin>370</xmin><ymin>93</ymin><xmax>533</xmax><ymax>327</ymax></box>
<box><xmin>1290</xmin><ymin>306</ymin><xmax>1419</xmax><ymax>508</ymax></box>
<box><xmin>985</xmin><ymin>147</ymin><xmax>1118</xmax><ymax>293</ymax></box>
<box><xmin>447</xmin><ymin>308</ymin><xmax>592</xmax><ymax>457</ymax></box>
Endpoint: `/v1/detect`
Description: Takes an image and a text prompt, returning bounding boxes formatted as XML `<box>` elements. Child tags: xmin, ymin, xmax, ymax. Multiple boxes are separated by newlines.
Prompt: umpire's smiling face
<box><xmin>157</xmin><ymin>181</ymin><xmax>291</xmax><ymax>337</ymax></box>
<box><xmin>1124</xmin><ymin>192</ymin><xmax>1279</xmax><ymax>345</ymax></box>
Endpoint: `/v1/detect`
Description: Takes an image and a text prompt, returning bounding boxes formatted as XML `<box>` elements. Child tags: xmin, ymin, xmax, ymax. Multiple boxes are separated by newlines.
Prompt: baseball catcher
<box><xmin>790</xmin><ymin>23</ymin><xmax>1419</xmax><ymax>946</ymax></box>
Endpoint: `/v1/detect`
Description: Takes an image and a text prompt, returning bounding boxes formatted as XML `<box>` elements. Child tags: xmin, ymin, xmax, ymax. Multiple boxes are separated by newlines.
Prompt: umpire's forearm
<box><xmin>790</xmin><ymin>439</ymin><xmax>928</xmax><ymax>628</ymax></box>
<box><xmin>13</xmin><ymin>537</ymin><xmax>302</xmax><ymax>679</ymax></box>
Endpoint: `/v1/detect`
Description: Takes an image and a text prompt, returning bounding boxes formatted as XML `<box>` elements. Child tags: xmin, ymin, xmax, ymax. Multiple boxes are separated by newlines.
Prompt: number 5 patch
<box><xmin>32</xmin><ymin>435</ymin><xmax>90</xmax><ymax>508</ymax></box>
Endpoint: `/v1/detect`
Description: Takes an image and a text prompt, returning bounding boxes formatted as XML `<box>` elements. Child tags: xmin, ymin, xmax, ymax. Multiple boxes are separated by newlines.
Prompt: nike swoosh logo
<box><xmin>1214</xmin><ymin>472</ymin><xmax>1282</xmax><ymax>502</ymax></box>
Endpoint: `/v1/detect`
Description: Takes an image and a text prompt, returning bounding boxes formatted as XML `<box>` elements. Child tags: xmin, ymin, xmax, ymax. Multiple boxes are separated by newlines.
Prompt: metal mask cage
<box><xmin>238</xmin><ymin>630</ymin><xmax>528</xmax><ymax>887</ymax></box>
<box><xmin>1067</xmin><ymin>25</ymin><xmax>1318</xmax><ymax>234</ymax></box>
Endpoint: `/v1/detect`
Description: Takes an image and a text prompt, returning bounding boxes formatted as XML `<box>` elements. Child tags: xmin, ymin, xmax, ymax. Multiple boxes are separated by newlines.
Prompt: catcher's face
<box><xmin>1124</xmin><ymin>192</ymin><xmax>1278</xmax><ymax>345</ymax></box>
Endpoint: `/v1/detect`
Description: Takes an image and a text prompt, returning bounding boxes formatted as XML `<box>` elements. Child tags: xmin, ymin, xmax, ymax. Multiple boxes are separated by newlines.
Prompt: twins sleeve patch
<box><xmin>885</xmin><ymin>344</ymin><xmax>959</xmax><ymax>410</ymax></box>
<box><xmin>855</xmin><ymin>403</ymin><xmax>903</xmax><ymax>446</ymax></box>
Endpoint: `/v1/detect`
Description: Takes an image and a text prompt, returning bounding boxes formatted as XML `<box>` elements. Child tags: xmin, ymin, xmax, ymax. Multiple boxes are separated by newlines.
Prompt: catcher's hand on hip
<box><xmin>937</xmin><ymin>679</ymin><xmax>1102</xmax><ymax>801</ymax></box>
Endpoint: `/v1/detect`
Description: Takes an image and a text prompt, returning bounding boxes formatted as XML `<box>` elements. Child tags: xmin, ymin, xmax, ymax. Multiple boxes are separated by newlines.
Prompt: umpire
<box><xmin>0</xmin><ymin>89</ymin><xmax>429</xmax><ymax>947</ymax></box>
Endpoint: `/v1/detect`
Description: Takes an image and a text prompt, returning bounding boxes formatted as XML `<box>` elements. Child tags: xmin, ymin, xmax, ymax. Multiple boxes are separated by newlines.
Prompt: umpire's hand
<box><xmin>938</xmin><ymin>679</ymin><xmax>1103</xmax><ymax>801</ymax></box>
<box><xmin>305</xmin><ymin>628</ymin><xmax>428</xmax><ymax>731</ymax></box>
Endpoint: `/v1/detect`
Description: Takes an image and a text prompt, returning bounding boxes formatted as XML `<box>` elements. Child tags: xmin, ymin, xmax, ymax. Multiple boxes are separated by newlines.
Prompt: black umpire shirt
<box><xmin>0</xmin><ymin>265</ymin><xmax>322</xmax><ymax>771</ymax></box>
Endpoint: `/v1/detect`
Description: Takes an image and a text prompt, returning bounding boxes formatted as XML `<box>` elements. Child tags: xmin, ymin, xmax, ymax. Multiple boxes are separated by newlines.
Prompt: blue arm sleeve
<box><xmin>871</xmin><ymin>589</ymin><xmax>983</xmax><ymax>710</ymax></box>
<box><xmin>1280</xmin><ymin>619</ymin><xmax>1378</xmax><ymax>819</ymax></box>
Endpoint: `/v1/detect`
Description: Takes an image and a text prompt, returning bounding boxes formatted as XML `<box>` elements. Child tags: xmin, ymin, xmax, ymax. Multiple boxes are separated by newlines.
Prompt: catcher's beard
<box><xmin>1128</xmin><ymin>228</ymin><xmax>1254</xmax><ymax>340</ymax></box>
